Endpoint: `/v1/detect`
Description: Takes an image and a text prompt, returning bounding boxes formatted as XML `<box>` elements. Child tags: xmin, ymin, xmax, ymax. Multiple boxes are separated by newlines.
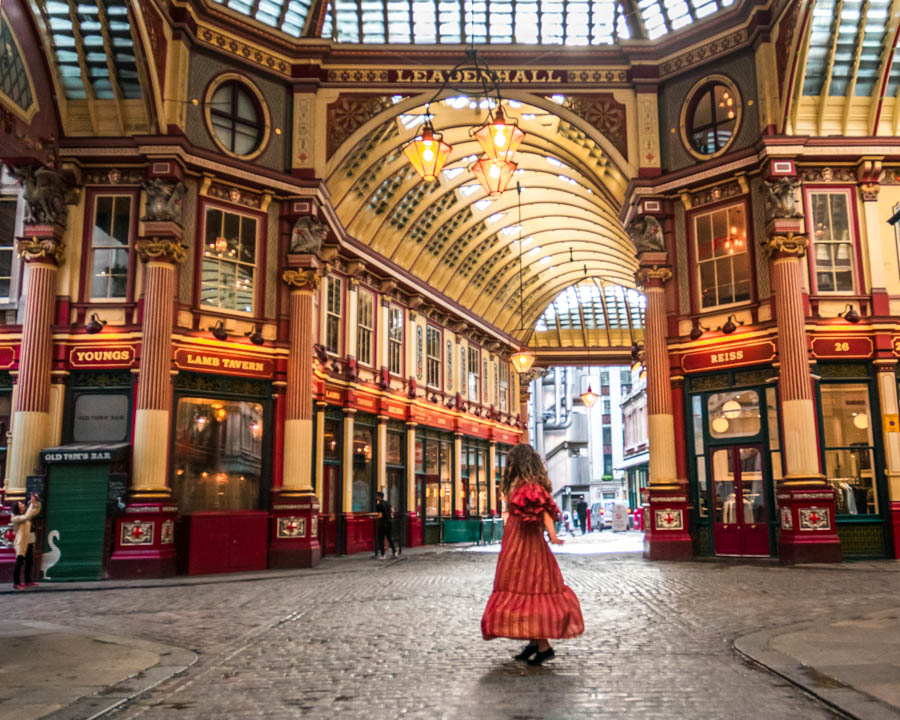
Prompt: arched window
<box><xmin>683</xmin><ymin>79</ymin><xmax>740</xmax><ymax>158</ymax></box>
<box><xmin>208</xmin><ymin>81</ymin><xmax>265</xmax><ymax>156</ymax></box>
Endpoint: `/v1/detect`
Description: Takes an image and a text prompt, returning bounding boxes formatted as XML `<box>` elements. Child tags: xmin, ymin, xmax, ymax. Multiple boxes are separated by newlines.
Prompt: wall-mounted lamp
<box><xmin>85</xmin><ymin>313</ymin><xmax>107</xmax><ymax>334</ymax></box>
<box><xmin>209</xmin><ymin>320</ymin><xmax>228</xmax><ymax>341</ymax></box>
<box><xmin>838</xmin><ymin>304</ymin><xmax>860</xmax><ymax>324</ymax></box>
<box><xmin>689</xmin><ymin>318</ymin><xmax>708</xmax><ymax>341</ymax></box>
<box><xmin>719</xmin><ymin>314</ymin><xmax>744</xmax><ymax>335</ymax></box>
<box><xmin>245</xmin><ymin>324</ymin><xmax>265</xmax><ymax>345</ymax></box>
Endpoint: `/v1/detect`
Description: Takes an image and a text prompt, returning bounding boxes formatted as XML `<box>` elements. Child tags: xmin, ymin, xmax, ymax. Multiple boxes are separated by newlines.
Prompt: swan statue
<box><xmin>41</xmin><ymin>530</ymin><xmax>61</xmax><ymax>580</ymax></box>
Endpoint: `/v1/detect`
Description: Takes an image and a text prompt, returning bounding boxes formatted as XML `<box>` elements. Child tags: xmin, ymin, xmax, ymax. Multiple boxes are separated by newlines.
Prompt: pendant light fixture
<box><xmin>580</xmin><ymin>268</ymin><xmax>598</xmax><ymax>408</ymax></box>
<box><xmin>509</xmin><ymin>182</ymin><xmax>535</xmax><ymax>374</ymax></box>
<box><xmin>473</xmin><ymin>107</ymin><xmax>525</xmax><ymax>162</ymax></box>
<box><xmin>470</xmin><ymin>154</ymin><xmax>517</xmax><ymax>196</ymax></box>
<box><xmin>403</xmin><ymin>107</ymin><xmax>452</xmax><ymax>182</ymax></box>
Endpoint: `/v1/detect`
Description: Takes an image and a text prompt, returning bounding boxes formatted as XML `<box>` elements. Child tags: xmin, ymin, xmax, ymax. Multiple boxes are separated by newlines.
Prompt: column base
<box><xmin>343</xmin><ymin>512</ymin><xmax>376</xmax><ymax>555</ymax></box>
<box><xmin>268</xmin><ymin>491</ymin><xmax>321</xmax><ymax>569</ymax></box>
<box><xmin>108</xmin><ymin>501</ymin><xmax>178</xmax><ymax>580</ymax></box>
<box><xmin>642</xmin><ymin>486</ymin><xmax>693</xmax><ymax>561</ymax></box>
<box><xmin>406</xmin><ymin>512</ymin><xmax>423</xmax><ymax>547</ymax></box>
<box><xmin>777</xmin><ymin>482</ymin><xmax>842</xmax><ymax>564</ymax></box>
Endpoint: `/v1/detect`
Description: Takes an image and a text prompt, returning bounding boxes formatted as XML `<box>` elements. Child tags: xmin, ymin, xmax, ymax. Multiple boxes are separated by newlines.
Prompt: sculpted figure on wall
<box><xmin>142</xmin><ymin>179</ymin><xmax>186</xmax><ymax>224</ymax></box>
<box><xmin>760</xmin><ymin>177</ymin><xmax>801</xmax><ymax>220</ymax></box>
<box><xmin>290</xmin><ymin>215</ymin><xmax>328</xmax><ymax>255</ymax></box>
<box><xmin>627</xmin><ymin>215</ymin><xmax>665</xmax><ymax>254</ymax></box>
<box><xmin>14</xmin><ymin>166</ymin><xmax>77</xmax><ymax>226</ymax></box>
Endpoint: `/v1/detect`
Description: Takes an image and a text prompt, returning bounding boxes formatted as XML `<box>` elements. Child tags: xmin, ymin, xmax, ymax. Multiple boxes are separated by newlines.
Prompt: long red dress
<box><xmin>481</xmin><ymin>482</ymin><xmax>584</xmax><ymax>640</ymax></box>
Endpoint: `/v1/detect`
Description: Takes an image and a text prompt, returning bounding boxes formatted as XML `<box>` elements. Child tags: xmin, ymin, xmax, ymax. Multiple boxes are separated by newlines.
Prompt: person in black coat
<box><xmin>576</xmin><ymin>497</ymin><xmax>589</xmax><ymax>535</ymax></box>
<box><xmin>373</xmin><ymin>491</ymin><xmax>397</xmax><ymax>560</ymax></box>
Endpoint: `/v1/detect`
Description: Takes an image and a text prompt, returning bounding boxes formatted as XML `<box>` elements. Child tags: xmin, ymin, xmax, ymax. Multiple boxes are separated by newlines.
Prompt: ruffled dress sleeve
<box><xmin>508</xmin><ymin>483</ymin><xmax>560</xmax><ymax>524</ymax></box>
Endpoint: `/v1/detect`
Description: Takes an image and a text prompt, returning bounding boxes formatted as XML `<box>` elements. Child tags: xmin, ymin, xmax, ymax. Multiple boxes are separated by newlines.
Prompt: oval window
<box><xmin>208</xmin><ymin>81</ymin><xmax>265</xmax><ymax>156</ymax></box>
<box><xmin>683</xmin><ymin>79</ymin><xmax>740</xmax><ymax>158</ymax></box>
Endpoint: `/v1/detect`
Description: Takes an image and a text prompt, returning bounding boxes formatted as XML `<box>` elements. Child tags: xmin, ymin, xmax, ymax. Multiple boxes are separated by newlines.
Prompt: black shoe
<box><xmin>527</xmin><ymin>648</ymin><xmax>555</xmax><ymax>666</ymax></box>
<box><xmin>513</xmin><ymin>643</ymin><xmax>538</xmax><ymax>661</ymax></box>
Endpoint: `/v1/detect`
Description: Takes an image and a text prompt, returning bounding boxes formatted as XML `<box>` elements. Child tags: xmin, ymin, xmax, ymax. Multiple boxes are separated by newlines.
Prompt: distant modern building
<box><xmin>529</xmin><ymin>366</ymin><xmax>630</xmax><ymax>516</ymax></box>
<box><xmin>620</xmin><ymin>365</ymin><xmax>649</xmax><ymax>513</ymax></box>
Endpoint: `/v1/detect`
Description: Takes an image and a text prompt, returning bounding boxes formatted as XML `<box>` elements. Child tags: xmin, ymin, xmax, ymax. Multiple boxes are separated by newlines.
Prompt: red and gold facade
<box><xmin>0</xmin><ymin>0</ymin><xmax>899</xmax><ymax>579</ymax></box>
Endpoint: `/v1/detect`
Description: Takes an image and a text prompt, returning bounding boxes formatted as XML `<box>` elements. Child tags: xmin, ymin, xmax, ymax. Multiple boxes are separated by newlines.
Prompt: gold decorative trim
<box><xmin>660</xmin><ymin>28</ymin><xmax>749</xmax><ymax>77</ymax></box>
<box><xmin>16</xmin><ymin>236</ymin><xmax>64</xmax><ymax>264</ymax></box>
<box><xmin>197</xmin><ymin>26</ymin><xmax>290</xmax><ymax>77</ymax></box>
<box><xmin>135</xmin><ymin>236</ymin><xmax>188</xmax><ymax>264</ymax></box>
<box><xmin>203</xmin><ymin>72</ymin><xmax>272</xmax><ymax>161</ymax></box>
<box><xmin>679</xmin><ymin>74</ymin><xmax>743</xmax><ymax>162</ymax></box>
<box><xmin>635</xmin><ymin>266</ymin><xmax>672</xmax><ymax>287</ymax></box>
<box><xmin>762</xmin><ymin>232</ymin><xmax>808</xmax><ymax>259</ymax></box>
<box><xmin>282</xmin><ymin>268</ymin><xmax>320</xmax><ymax>291</ymax></box>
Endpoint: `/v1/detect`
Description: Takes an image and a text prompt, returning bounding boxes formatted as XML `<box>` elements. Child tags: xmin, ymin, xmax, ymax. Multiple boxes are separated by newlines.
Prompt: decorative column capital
<box><xmin>141</xmin><ymin>179</ymin><xmax>186</xmax><ymax>225</ymax></box>
<box><xmin>635</xmin><ymin>265</ymin><xmax>672</xmax><ymax>289</ymax></box>
<box><xmin>282</xmin><ymin>268</ymin><xmax>320</xmax><ymax>291</ymax></box>
<box><xmin>12</xmin><ymin>165</ymin><xmax>79</xmax><ymax>228</ymax></box>
<box><xmin>627</xmin><ymin>215</ymin><xmax>665</xmax><ymax>255</ymax></box>
<box><xmin>859</xmin><ymin>182</ymin><xmax>880</xmax><ymax>202</ymax></box>
<box><xmin>16</xmin><ymin>232</ymin><xmax>65</xmax><ymax>265</ymax></box>
<box><xmin>135</xmin><ymin>235</ymin><xmax>187</xmax><ymax>264</ymax></box>
<box><xmin>762</xmin><ymin>232</ymin><xmax>808</xmax><ymax>259</ymax></box>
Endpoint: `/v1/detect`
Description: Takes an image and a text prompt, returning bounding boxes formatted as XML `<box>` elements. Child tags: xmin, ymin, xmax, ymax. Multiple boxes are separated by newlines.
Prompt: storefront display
<box><xmin>416</xmin><ymin>429</ymin><xmax>453</xmax><ymax>544</ymax></box>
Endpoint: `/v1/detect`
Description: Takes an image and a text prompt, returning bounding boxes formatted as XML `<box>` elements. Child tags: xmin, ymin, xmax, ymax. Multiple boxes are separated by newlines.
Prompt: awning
<box><xmin>617</xmin><ymin>451</ymin><xmax>648</xmax><ymax>471</ymax></box>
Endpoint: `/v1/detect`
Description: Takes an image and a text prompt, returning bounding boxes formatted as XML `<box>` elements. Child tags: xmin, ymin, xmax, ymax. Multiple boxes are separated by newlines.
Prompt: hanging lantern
<box><xmin>403</xmin><ymin>118</ymin><xmax>452</xmax><ymax>182</ymax></box>
<box><xmin>510</xmin><ymin>348</ymin><xmax>535</xmax><ymax>373</ymax></box>
<box><xmin>580</xmin><ymin>385</ymin><xmax>599</xmax><ymax>409</ymax></box>
<box><xmin>471</xmin><ymin>155</ymin><xmax>517</xmax><ymax>196</ymax></box>
<box><xmin>473</xmin><ymin>108</ymin><xmax>525</xmax><ymax>162</ymax></box>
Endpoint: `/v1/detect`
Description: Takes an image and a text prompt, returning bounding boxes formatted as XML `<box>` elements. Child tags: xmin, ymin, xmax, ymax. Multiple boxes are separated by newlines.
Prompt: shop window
<box><xmin>72</xmin><ymin>392</ymin><xmax>130</xmax><ymax>442</ymax></box>
<box><xmin>682</xmin><ymin>77</ymin><xmax>741</xmax><ymax>158</ymax></box>
<box><xmin>357</xmin><ymin>288</ymin><xmax>374</xmax><ymax>365</ymax></box>
<box><xmin>386</xmin><ymin>428</ymin><xmax>404</xmax><ymax>512</ymax></box>
<box><xmin>692</xmin><ymin>395</ymin><xmax>708</xmax><ymax>518</ymax></box>
<box><xmin>388</xmin><ymin>307</ymin><xmax>403</xmax><ymax>375</ymax></box>
<box><xmin>352</xmin><ymin>426</ymin><xmax>374</xmax><ymax>511</ymax></box>
<box><xmin>207</xmin><ymin>79</ymin><xmax>266</xmax><ymax>157</ymax></box>
<box><xmin>808</xmin><ymin>191</ymin><xmax>854</xmax><ymax>293</ymax></box>
<box><xmin>468</xmin><ymin>346</ymin><xmax>480</xmax><ymax>402</ymax></box>
<box><xmin>90</xmin><ymin>195</ymin><xmax>131</xmax><ymax>299</ymax></box>
<box><xmin>695</xmin><ymin>203</ymin><xmax>750</xmax><ymax>310</ymax></box>
<box><xmin>707</xmin><ymin>389</ymin><xmax>760</xmax><ymax>438</ymax></box>
<box><xmin>325</xmin><ymin>276</ymin><xmax>342</xmax><ymax>354</ymax></box>
<box><xmin>426</xmin><ymin>325</ymin><xmax>441</xmax><ymax>387</ymax></box>
<box><xmin>0</xmin><ymin>199</ymin><xmax>17</xmax><ymax>301</ymax></box>
<box><xmin>202</xmin><ymin>207</ymin><xmax>257</xmax><ymax>313</ymax></box>
<box><xmin>172</xmin><ymin>397</ymin><xmax>264</xmax><ymax>513</ymax></box>
<box><xmin>499</xmin><ymin>362</ymin><xmax>509</xmax><ymax>412</ymax></box>
<box><xmin>820</xmin><ymin>384</ymin><xmax>878</xmax><ymax>516</ymax></box>
<box><xmin>323</xmin><ymin>418</ymin><xmax>341</xmax><ymax>461</ymax></box>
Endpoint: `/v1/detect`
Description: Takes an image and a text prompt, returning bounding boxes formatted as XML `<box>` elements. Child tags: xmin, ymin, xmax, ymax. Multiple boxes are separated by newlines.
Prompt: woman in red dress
<box><xmin>481</xmin><ymin>444</ymin><xmax>584</xmax><ymax>665</ymax></box>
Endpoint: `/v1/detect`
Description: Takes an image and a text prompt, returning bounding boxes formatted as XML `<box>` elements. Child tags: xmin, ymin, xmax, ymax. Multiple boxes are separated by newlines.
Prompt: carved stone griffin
<box><xmin>290</xmin><ymin>216</ymin><xmax>328</xmax><ymax>255</ymax></box>
<box><xmin>141</xmin><ymin>179</ymin><xmax>186</xmax><ymax>224</ymax></box>
<box><xmin>13</xmin><ymin>166</ymin><xmax>78</xmax><ymax>226</ymax></box>
<box><xmin>626</xmin><ymin>215</ymin><xmax>665</xmax><ymax>254</ymax></box>
<box><xmin>760</xmin><ymin>177</ymin><xmax>801</xmax><ymax>220</ymax></box>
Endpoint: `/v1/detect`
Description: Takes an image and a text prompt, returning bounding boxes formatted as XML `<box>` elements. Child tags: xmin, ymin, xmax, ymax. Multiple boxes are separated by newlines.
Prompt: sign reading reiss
<box><xmin>681</xmin><ymin>341</ymin><xmax>776</xmax><ymax>373</ymax></box>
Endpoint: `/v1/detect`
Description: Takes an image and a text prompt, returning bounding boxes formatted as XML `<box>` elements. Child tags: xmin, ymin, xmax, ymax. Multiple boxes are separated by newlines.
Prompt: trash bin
<box><xmin>38</xmin><ymin>442</ymin><xmax>130</xmax><ymax>581</ymax></box>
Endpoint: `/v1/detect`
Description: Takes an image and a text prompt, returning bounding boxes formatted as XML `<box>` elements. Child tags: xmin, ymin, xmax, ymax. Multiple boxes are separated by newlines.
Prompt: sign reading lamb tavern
<box><xmin>69</xmin><ymin>345</ymin><xmax>136</xmax><ymax>368</ymax></box>
<box><xmin>173</xmin><ymin>347</ymin><xmax>274</xmax><ymax>378</ymax></box>
<box><xmin>681</xmin><ymin>341</ymin><xmax>777</xmax><ymax>373</ymax></box>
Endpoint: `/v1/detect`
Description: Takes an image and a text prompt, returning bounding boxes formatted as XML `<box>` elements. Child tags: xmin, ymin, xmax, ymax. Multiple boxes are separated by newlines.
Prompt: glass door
<box><xmin>709</xmin><ymin>445</ymin><xmax>769</xmax><ymax>557</ymax></box>
<box><xmin>322</xmin><ymin>464</ymin><xmax>340</xmax><ymax>555</ymax></box>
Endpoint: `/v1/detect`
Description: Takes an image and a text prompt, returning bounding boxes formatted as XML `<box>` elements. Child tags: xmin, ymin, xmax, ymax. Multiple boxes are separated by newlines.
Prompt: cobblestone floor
<box><xmin>5</xmin><ymin>546</ymin><xmax>899</xmax><ymax>719</ymax></box>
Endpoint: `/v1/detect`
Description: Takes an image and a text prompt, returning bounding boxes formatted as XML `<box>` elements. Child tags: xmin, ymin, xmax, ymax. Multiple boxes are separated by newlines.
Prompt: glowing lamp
<box><xmin>853</xmin><ymin>412</ymin><xmax>869</xmax><ymax>430</ymax></box>
<box><xmin>215</xmin><ymin>236</ymin><xmax>228</xmax><ymax>254</ymax></box>
<box><xmin>711</xmin><ymin>416</ymin><xmax>729</xmax><ymax>433</ymax></box>
<box><xmin>473</xmin><ymin>109</ymin><xmax>525</xmax><ymax>162</ymax></box>
<box><xmin>580</xmin><ymin>386</ymin><xmax>599</xmax><ymax>409</ymax></box>
<box><xmin>511</xmin><ymin>349</ymin><xmax>535</xmax><ymax>373</ymax></box>
<box><xmin>471</xmin><ymin>155</ymin><xmax>517</xmax><ymax>195</ymax></box>
<box><xmin>722</xmin><ymin>399</ymin><xmax>742</xmax><ymax>419</ymax></box>
<box><xmin>403</xmin><ymin>119</ymin><xmax>452</xmax><ymax>182</ymax></box>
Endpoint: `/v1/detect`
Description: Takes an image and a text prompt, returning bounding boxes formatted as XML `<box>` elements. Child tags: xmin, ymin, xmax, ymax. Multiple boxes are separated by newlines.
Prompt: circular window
<box><xmin>204</xmin><ymin>75</ymin><xmax>270</xmax><ymax>159</ymax></box>
<box><xmin>680</xmin><ymin>76</ymin><xmax>742</xmax><ymax>160</ymax></box>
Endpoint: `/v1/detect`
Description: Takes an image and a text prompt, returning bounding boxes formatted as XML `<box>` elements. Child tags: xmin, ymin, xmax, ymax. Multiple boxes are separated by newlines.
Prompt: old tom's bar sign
<box><xmin>173</xmin><ymin>347</ymin><xmax>274</xmax><ymax>378</ymax></box>
<box><xmin>681</xmin><ymin>340</ymin><xmax>777</xmax><ymax>373</ymax></box>
<box><xmin>69</xmin><ymin>344</ymin><xmax>136</xmax><ymax>368</ymax></box>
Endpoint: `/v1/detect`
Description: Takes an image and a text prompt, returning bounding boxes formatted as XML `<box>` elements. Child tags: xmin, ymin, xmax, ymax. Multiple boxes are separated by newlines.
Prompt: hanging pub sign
<box><xmin>69</xmin><ymin>344</ymin><xmax>137</xmax><ymax>368</ymax></box>
<box><xmin>681</xmin><ymin>340</ymin><xmax>776</xmax><ymax>373</ymax></box>
<box><xmin>811</xmin><ymin>336</ymin><xmax>873</xmax><ymax>359</ymax></box>
<box><xmin>173</xmin><ymin>347</ymin><xmax>274</xmax><ymax>378</ymax></box>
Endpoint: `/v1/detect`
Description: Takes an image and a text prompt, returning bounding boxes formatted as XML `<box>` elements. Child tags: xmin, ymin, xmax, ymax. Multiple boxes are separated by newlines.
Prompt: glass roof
<box><xmin>324</xmin><ymin>0</ymin><xmax>736</xmax><ymax>44</ymax></box>
<box><xmin>802</xmin><ymin>0</ymin><xmax>896</xmax><ymax>97</ymax></box>
<box><xmin>211</xmin><ymin>0</ymin><xmax>313</xmax><ymax>36</ymax></box>
<box><xmin>535</xmin><ymin>281</ymin><xmax>645</xmax><ymax>332</ymax></box>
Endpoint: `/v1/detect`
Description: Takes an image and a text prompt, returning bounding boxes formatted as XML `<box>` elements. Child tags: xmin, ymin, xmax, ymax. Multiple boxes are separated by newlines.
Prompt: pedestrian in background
<box><xmin>482</xmin><ymin>444</ymin><xmax>584</xmax><ymax>666</ymax></box>
<box><xmin>576</xmin><ymin>496</ymin><xmax>588</xmax><ymax>536</ymax></box>
<box><xmin>10</xmin><ymin>493</ymin><xmax>41</xmax><ymax>590</ymax></box>
<box><xmin>373</xmin><ymin>491</ymin><xmax>396</xmax><ymax>560</ymax></box>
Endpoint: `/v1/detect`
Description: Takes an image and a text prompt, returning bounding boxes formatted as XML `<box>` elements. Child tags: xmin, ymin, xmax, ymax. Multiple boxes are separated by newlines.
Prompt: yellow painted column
<box><xmin>488</xmin><ymin>441</ymin><xmax>497</xmax><ymax>515</ymax></box>
<box><xmin>406</xmin><ymin>422</ymin><xmax>417</xmax><ymax>514</ymax></box>
<box><xmin>342</xmin><ymin>408</ymin><xmax>356</xmax><ymax>513</ymax></box>
<box><xmin>454</xmin><ymin>432</ymin><xmax>463</xmax><ymax>517</ymax></box>
<box><xmin>315</xmin><ymin>402</ymin><xmax>326</xmax><ymax>508</ymax></box>
<box><xmin>377</xmin><ymin>415</ymin><xmax>387</xmax><ymax>493</ymax></box>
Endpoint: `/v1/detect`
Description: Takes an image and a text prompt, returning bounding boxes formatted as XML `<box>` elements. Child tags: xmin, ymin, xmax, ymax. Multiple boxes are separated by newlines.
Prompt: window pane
<box><xmin>707</xmin><ymin>389</ymin><xmax>760</xmax><ymax>438</ymax></box>
<box><xmin>202</xmin><ymin>208</ymin><xmax>256</xmax><ymax>312</ymax></box>
<box><xmin>72</xmin><ymin>393</ymin><xmax>129</xmax><ymax>442</ymax></box>
<box><xmin>352</xmin><ymin>427</ymin><xmax>374</xmax><ymax>511</ymax></box>
<box><xmin>820</xmin><ymin>384</ymin><xmax>873</xmax><ymax>447</ymax></box>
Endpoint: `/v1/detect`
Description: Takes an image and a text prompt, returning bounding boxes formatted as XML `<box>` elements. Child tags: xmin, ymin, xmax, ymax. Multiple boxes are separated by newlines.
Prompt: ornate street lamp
<box><xmin>470</xmin><ymin>155</ymin><xmax>517</xmax><ymax>196</ymax></box>
<box><xmin>509</xmin><ymin>182</ymin><xmax>534</xmax><ymax>373</ymax></box>
<box><xmin>403</xmin><ymin>114</ymin><xmax>452</xmax><ymax>182</ymax></box>
<box><xmin>580</xmin><ymin>385</ymin><xmax>599</xmax><ymax>408</ymax></box>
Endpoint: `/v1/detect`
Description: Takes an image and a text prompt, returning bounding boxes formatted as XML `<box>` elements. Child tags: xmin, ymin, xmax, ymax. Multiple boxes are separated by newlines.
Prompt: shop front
<box><xmin>345</xmin><ymin>411</ymin><xmax>377</xmax><ymax>554</ymax></box>
<box><xmin>318</xmin><ymin>408</ymin><xmax>343</xmax><ymax>555</ymax></box>
<box><xmin>415</xmin><ymin>428</ymin><xmax>453</xmax><ymax>545</ymax></box>
<box><xmin>169</xmin><ymin>363</ymin><xmax>274</xmax><ymax>575</ymax></box>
